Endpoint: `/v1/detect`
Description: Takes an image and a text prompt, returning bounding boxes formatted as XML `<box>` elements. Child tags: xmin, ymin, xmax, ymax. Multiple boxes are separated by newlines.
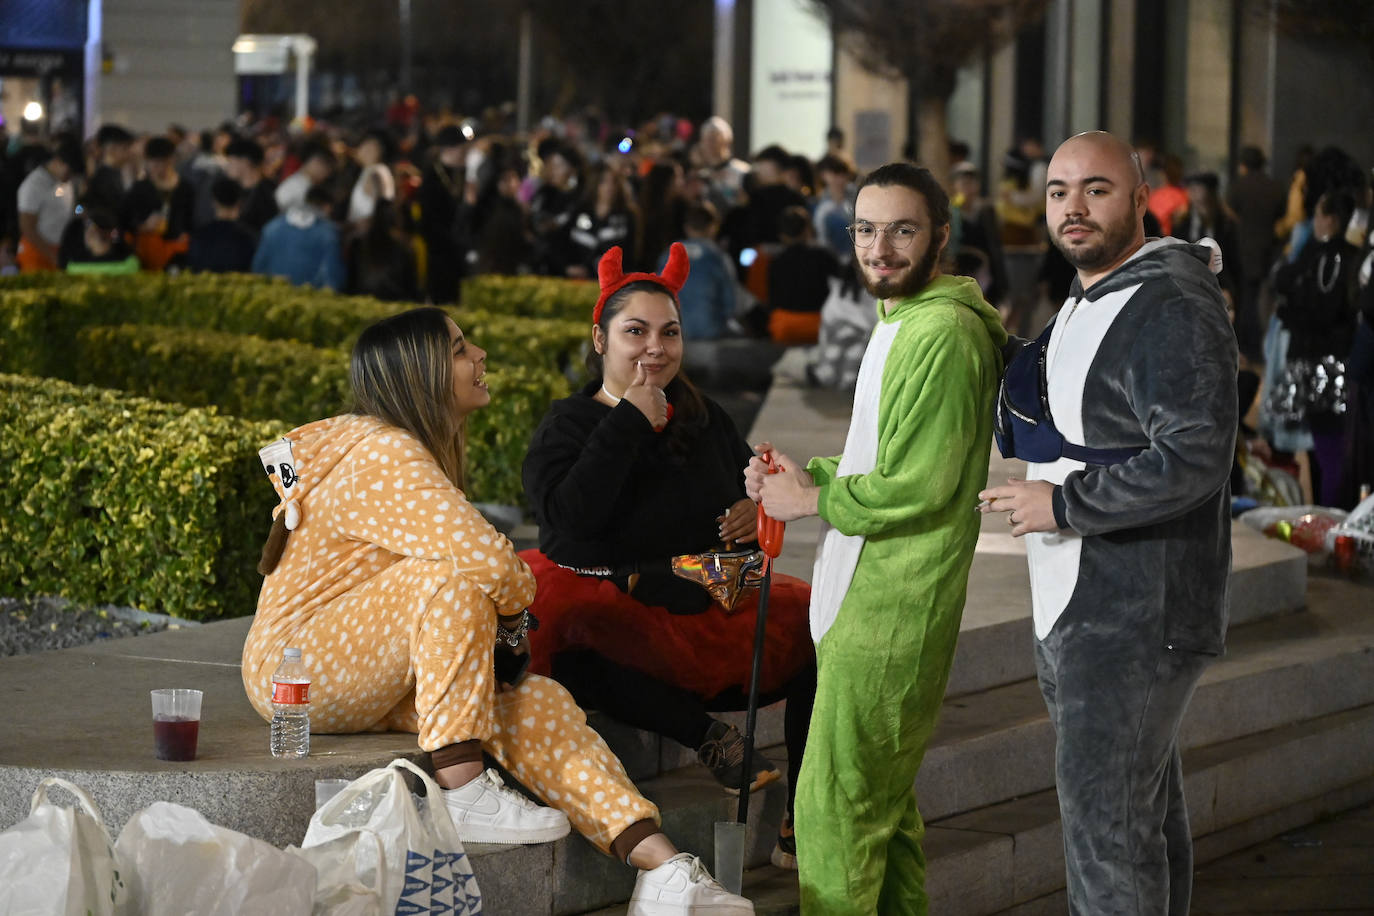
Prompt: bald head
<box><xmin>1054</xmin><ymin>131</ymin><xmax>1147</xmax><ymax>184</ymax></box>
<box><xmin>1045</xmin><ymin>131</ymin><xmax>1152</xmax><ymax>288</ymax></box>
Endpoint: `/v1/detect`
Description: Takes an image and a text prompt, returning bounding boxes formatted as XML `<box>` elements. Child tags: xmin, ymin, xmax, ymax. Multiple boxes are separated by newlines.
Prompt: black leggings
<box><xmin>551</xmin><ymin>648</ymin><xmax>816</xmax><ymax>818</ymax></box>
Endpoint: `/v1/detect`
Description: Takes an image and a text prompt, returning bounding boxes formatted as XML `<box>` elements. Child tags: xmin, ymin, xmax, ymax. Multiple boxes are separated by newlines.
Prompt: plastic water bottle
<box><xmin>270</xmin><ymin>647</ymin><xmax>310</xmax><ymax>758</ymax></box>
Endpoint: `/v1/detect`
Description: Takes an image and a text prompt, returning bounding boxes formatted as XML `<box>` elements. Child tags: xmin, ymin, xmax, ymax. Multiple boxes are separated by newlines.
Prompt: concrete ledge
<box><xmin>586</xmin><ymin>702</ymin><xmax>787</xmax><ymax>785</ymax></box>
<box><xmin>548</xmin><ymin>765</ymin><xmax>787</xmax><ymax>915</ymax></box>
<box><xmin>683</xmin><ymin>338</ymin><xmax>785</xmax><ymax>390</ymax></box>
<box><xmin>930</xmin><ymin>702</ymin><xmax>1374</xmax><ymax>914</ymax></box>
<box><xmin>751</xmin><ymin>367</ymin><xmax>1312</xmax><ymax>703</ymax></box>
<box><xmin>1226</xmin><ymin>521</ymin><xmax>1309</xmax><ymax>627</ymax></box>
<box><xmin>918</xmin><ymin>583</ymin><xmax>1374</xmax><ymax>822</ymax></box>
<box><xmin>0</xmin><ymin>617</ymin><xmax>425</xmax><ymax>847</ymax></box>
<box><xmin>590</xmin><ymin>713</ymin><xmax>1374</xmax><ymax>916</ymax></box>
<box><xmin>452</xmin><ymin>752</ymin><xmax>790</xmax><ymax>915</ymax></box>
<box><xmin>0</xmin><ymin>543</ymin><xmax>1337</xmax><ymax>850</ymax></box>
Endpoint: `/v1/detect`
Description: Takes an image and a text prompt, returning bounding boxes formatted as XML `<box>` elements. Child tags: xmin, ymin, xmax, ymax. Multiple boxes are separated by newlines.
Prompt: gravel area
<box><xmin>0</xmin><ymin>596</ymin><xmax>184</xmax><ymax>658</ymax></box>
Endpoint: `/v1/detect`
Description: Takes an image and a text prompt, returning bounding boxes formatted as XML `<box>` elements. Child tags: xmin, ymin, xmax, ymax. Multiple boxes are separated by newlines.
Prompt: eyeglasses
<box><xmin>847</xmin><ymin>221</ymin><xmax>922</xmax><ymax>249</ymax></box>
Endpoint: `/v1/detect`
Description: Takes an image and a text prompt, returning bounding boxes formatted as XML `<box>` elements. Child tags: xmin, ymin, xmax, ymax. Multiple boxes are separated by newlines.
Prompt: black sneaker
<box><xmin>696</xmin><ymin>720</ymin><xmax>782</xmax><ymax>795</ymax></box>
<box><xmin>771</xmin><ymin>819</ymin><xmax>797</xmax><ymax>869</ymax></box>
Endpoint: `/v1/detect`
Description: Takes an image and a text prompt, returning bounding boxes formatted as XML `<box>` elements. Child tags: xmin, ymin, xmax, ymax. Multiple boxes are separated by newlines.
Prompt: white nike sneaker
<box><xmin>628</xmin><ymin>853</ymin><xmax>755</xmax><ymax>915</ymax></box>
<box><xmin>442</xmin><ymin>768</ymin><xmax>570</xmax><ymax>844</ymax></box>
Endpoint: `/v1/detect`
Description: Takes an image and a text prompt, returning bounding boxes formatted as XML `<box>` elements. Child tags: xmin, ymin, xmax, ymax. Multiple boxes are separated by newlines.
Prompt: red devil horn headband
<box><xmin>593</xmin><ymin>242</ymin><xmax>691</xmax><ymax>324</ymax></box>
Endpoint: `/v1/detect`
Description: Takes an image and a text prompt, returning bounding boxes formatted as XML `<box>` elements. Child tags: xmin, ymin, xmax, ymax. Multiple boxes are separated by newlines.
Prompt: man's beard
<box><xmin>861</xmin><ymin>242</ymin><xmax>941</xmax><ymax>300</ymax></box>
<box><xmin>1052</xmin><ymin>213</ymin><xmax>1137</xmax><ymax>273</ymax></box>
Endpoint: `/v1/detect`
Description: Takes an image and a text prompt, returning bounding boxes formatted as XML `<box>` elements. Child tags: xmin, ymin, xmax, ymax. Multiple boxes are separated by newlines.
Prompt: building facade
<box><xmin>718</xmin><ymin>0</ymin><xmax>1373</xmax><ymax>184</ymax></box>
<box><xmin>1</xmin><ymin>0</ymin><xmax>237</xmax><ymax>137</ymax></box>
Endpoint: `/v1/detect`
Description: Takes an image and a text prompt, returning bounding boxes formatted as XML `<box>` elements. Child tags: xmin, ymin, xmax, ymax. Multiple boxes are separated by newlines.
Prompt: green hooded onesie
<box><xmin>794</xmin><ymin>275</ymin><xmax>1005</xmax><ymax>914</ymax></box>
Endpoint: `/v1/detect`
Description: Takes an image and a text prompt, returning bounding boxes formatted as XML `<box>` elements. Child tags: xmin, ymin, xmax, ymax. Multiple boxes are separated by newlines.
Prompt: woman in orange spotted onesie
<box><xmin>242</xmin><ymin>306</ymin><xmax>752</xmax><ymax>915</ymax></box>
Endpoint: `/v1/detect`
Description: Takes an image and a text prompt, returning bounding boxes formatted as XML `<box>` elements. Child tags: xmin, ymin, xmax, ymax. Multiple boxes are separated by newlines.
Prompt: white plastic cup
<box><xmin>150</xmin><ymin>688</ymin><xmax>202</xmax><ymax>761</ymax></box>
<box><xmin>713</xmin><ymin>820</ymin><xmax>746</xmax><ymax>896</ymax></box>
<box><xmin>315</xmin><ymin>778</ymin><xmax>350</xmax><ymax>810</ymax></box>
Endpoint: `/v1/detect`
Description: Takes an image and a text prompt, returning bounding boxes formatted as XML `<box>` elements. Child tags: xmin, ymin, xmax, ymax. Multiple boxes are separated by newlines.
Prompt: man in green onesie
<box><xmin>745</xmin><ymin>162</ymin><xmax>1006</xmax><ymax>914</ymax></box>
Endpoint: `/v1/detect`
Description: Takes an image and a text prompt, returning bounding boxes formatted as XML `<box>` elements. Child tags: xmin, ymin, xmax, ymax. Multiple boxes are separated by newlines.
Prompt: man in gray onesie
<box><xmin>980</xmin><ymin>131</ymin><xmax>1237</xmax><ymax>915</ymax></box>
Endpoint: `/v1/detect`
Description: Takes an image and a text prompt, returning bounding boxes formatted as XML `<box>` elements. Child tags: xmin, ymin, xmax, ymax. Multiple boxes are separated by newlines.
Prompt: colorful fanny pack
<box><xmin>560</xmin><ymin>547</ymin><xmax>767</xmax><ymax>614</ymax></box>
<box><xmin>669</xmin><ymin>548</ymin><xmax>766</xmax><ymax>614</ymax></box>
<box><xmin>995</xmin><ymin>322</ymin><xmax>1147</xmax><ymax>466</ymax></box>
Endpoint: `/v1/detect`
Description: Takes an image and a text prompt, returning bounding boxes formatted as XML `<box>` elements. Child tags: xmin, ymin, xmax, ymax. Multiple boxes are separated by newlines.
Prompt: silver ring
<box><xmin>1008</xmin><ymin>513</ymin><xmax>1016</xmax><ymax>526</ymax></box>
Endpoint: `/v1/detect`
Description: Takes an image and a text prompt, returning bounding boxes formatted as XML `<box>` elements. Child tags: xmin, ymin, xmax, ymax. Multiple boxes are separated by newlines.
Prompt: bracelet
<box><xmin>496</xmin><ymin>610</ymin><xmax>538</xmax><ymax>647</ymax></box>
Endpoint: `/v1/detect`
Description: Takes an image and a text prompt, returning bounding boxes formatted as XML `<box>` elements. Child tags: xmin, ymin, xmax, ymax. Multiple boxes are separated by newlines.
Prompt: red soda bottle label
<box><xmin>272</xmin><ymin>681</ymin><xmax>309</xmax><ymax>704</ymax></box>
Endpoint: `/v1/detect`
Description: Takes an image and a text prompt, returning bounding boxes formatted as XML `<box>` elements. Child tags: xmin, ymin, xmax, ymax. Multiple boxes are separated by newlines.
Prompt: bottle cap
<box><xmin>284</xmin><ymin>647</ymin><xmax>302</xmax><ymax>659</ymax></box>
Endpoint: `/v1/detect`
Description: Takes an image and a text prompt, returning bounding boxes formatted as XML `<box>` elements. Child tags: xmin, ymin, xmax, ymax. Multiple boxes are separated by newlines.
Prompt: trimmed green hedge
<box><xmin>0</xmin><ymin>274</ymin><xmax>398</xmax><ymax>352</ymax></box>
<box><xmin>454</xmin><ymin>310</ymin><xmax>589</xmax><ymax>378</ymax></box>
<box><xmin>0</xmin><ymin>271</ymin><xmax>599</xmax><ymax>348</ymax></box>
<box><xmin>0</xmin><ymin>274</ymin><xmax>592</xmax><ymax>619</ymax></box>
<box><xmin>0</xmin><ymin>281</ymin><xmax>589</xmax><ymax>385</ymax></box>
<box><xmin>0</xmin><ymin>373</ymin><xmax>287</xmax><ymax>620</ymax></box>
<box><xmin>461</xmin><ymin>274</ymin><xmax>598</xmax><ymax>322</ymax></box>
<box><xmin>71</xmin><ymin>324</ymin><xmax>352</xmax><ymax>425</ymax></box>
<box><xmin>466</xmin><ymin>365</ymin><xmax>573</xmax><ymax>507</ymax></box>
<box><xmin>63</xmin><ymin>324</ymin><xmax>570</xmax><ymax>505</ymax></box>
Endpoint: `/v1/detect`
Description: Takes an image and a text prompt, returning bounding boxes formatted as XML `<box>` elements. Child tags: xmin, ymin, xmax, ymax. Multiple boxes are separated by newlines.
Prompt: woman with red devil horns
<box><xmin>521</xmin><ymin>243</ymin><xmax>816</xmax><ymax>869</ymax></box>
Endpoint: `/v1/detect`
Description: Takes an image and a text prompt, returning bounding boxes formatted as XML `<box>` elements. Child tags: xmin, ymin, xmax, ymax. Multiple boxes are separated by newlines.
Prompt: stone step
<box><xmin>0</xmin><ymin>553</ymin><xmax>1339</xmax><ymax>916</ymax></box>
<box><xmin>581</xmin><ymin>516</ymin><xmax>1309</xmax><ymax>788</ymax></box>
<box><xmin>437</xmin><ymin>749</ymin><xmax>793</xmax><ymax>916</ymax></box>
<box><xmin>943</xmin><ymin>519</ymin><xmax>1308</xmax><ymax>698</ymax></box>
<box><xmin>3</xmin><ymin>587</ymin><xmax>1365</xmax><ymax>916</ymax></box>
<box><xmin>916</xmin><ymin>573</ymin><xmax>1374</xmax><ymax>822</ymax></box>
<box><xmin>0</xmin><ymin>553</ymin><xmax>1339</xmax><ymax>886</ymax></box>
<box><xmin>464</xmin><ymin>572</ymin><xmax>1374</xmax><ymax>914</ymax></box>
<box><xmin>0</xmin><ymin>616</ymin><xmax>429</xmax><ymax>848</ymax></box>
<box><xmin>582</xmin><ymin>865</ymin><xmax>802</xmax><ymax>916</ymax></box>
<box><xmin>927</xmin><ymin>702</ymin><xmax>1374</xmax><ymax>915</ymax></box>
<box><xmin>766</xmin><ymin>468</ymin><xmax>1307</xmax><ymax>702</ymax></box>
<box><xmin>748</xmin><ymin>370</ymin><xmax>1309</xmax><ymax>700</ymax></box>
<box><xmin>572</xmin><ymin>704</ymin><xmax>1374</xmax><ymax>916</ymax></box>
<box><xmin>584</xmin><ymin>703</ymin><xmax>787</xmax><ymax>786</ymax></box>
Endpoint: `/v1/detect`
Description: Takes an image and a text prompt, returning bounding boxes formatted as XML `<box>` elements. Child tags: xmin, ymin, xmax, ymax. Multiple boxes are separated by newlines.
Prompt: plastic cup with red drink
<box><xmin>151</xmin><ymin>688</ymin><xmax>202</xmax><ymax>761</ymax></box>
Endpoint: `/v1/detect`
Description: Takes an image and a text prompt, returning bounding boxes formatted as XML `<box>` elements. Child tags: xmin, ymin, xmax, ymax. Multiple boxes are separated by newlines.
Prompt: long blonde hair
<box><xmin>350</xmin><ymin>306</ymin><xmax>466</xmax><ymax>490</ymax></box>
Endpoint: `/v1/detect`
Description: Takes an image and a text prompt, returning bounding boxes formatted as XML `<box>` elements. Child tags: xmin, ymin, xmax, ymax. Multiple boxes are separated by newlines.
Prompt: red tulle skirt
<box><xmin>520</xmin><ymin>549</ymin><xmax>814</xmax><ymax>700</ymax></box>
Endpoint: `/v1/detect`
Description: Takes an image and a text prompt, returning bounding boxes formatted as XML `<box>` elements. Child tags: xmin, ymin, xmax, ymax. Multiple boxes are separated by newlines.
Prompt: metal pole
<box><xmin>517</xmin><ymin>8</ymin><xmax>533</xmax><ymax>133</ymax></box>
<box><xmin>734</xmin><ymin>559</ymin><xmax>771</xmax><ymax>824</ymax></box>
<box><xmin>399</xmin><ymin>0</ymin><xmax>413</xmax><ymax>93</ymax></box>
<box><xmin>714</xmin><ymin>0</ymin><xmax>736</xmax><ymax>123</ymax></box>
<box><xmin>293</xmin><ymin>36</ymin><xmax>316</xmax><ymax>123</ymax></box>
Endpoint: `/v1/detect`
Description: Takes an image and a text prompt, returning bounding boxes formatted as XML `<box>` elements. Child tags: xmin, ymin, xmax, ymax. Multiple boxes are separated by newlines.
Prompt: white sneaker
<box><xmin>442</xmin><ymin>768</ymin><xmax>570</xmax><ymax>844</ymax></box>
<box><xmin>628</xmin><ymin>853</ymin><xmax>755</xmax><ymax>915</ymax></box>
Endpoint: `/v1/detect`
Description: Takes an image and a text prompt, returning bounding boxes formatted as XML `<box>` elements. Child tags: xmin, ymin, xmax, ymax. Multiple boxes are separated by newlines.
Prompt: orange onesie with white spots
<box><xmin>241</xmin><ymin>413</ymin><xmax>659</xmax><ymax>853</ymax></box>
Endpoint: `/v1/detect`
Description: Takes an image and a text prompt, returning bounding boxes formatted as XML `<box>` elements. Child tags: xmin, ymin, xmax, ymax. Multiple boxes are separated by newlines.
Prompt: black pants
<box><xmin>425</xmin><ymin>239</ymin><xmax>463</xmax><ymax>304</ymax></box>
<box><xmin>551</xmin><ymin>648</ymin><xmax>816</xmax><ymax>818</ymax></box>
<box><xmin>1236</xmin><ymin>279</ymin><xmax>1265</xmax><ymax>362</ymax></box>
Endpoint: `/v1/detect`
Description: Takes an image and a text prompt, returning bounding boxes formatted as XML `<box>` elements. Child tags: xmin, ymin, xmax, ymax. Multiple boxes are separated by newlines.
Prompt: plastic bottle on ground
<box><xmin>270</xmin><ymin>647</ymin><xmax>310</xmax><ymax>759</ymax></box>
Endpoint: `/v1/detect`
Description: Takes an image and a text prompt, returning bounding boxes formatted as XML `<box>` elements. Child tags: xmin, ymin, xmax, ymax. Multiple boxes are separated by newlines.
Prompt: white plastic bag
<box><xmin>299</xmin><ymin>759</ymin><xmax>482</xmax><ymax>915</ymax></box>
<box><xmin>0</xmin><ymin>777</ymin><xmax>127</xmax><ymax>916</ymax></box>
<box><xmin>289</xmin><ymin>830</ymin><xmax>386</xmax><ymax>915</ymax></box>
<box><xmin>810</xmin><ymin>273</ymin><xmax>878</xmax><ymax>391</ymax></box>
<box><xmin>115</xmin><ymin>801</ymin><xmax>315</xmax><ymax>916</ymax></box>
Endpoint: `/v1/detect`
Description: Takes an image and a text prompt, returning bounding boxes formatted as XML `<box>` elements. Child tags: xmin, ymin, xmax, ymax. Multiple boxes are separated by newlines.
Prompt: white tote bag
<box><xmin>115</xmin><ymin>801</ymin><xmax>315</xmax><ymax>916</ymax></box>
<box><xmin>0</xmin><ymin>777</ymin><xmax>127</xmax><ymax>916</ymax></box>
<box><xmin>300</xmin><ymin>759</ymin><xmax>482</xmax><ymax>916</ymax></box>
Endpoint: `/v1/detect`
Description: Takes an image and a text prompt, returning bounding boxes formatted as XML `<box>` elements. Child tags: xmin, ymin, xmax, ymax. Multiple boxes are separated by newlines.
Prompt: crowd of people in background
<box><xmin>1</xmin><ymin>111</ymin><xmax>865</xmax><ymax>341</ymax></box>
<box><xmin>2</xmin><ymin>107</ymin><xmax>1371</xmax><ymax>510</ymax></box>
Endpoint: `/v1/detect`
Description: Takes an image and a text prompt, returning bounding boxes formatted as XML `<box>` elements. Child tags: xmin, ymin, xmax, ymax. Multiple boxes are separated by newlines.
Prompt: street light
<box><xmin>23</xmin><ymin>101</ymin><xmax>44</xmax><ymax>122</ymax></box>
